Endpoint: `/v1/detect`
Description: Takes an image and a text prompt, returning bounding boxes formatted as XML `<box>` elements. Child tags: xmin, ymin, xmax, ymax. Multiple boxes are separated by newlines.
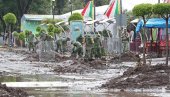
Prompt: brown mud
<box><xmin>53</xmin><ymin>59</ymin><xmax>109</xmax><ymax>73</ymax></box>
<box><xmin>111</xmin><ymin>52</ymin><xmax>140</xmax><ymax>63</ymax></box>
<box><xmin>0</xmin><ymin>83</ymin><xmax>28</xmax><ymax>97</ymax></box>
<box><xmin>102</xmin><ymin>63</ymin><xmax>170</xmax><ymax>89</ymax></box>
<box><xmin>11</xmin><ymin>49</ymin><xmax>139</xmax><ymax>74</ymax></box>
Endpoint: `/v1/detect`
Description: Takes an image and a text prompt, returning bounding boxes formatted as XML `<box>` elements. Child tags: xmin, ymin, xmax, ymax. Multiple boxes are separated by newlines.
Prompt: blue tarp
<box><xmin>146</xmin><ymin>18</ymin><xmax>170</xmax><ymax>28</ymax></box>
<box><xmin>136</xmin><ymin>18</ymin><xmax>170</xmax><ymax>33</ymax></box>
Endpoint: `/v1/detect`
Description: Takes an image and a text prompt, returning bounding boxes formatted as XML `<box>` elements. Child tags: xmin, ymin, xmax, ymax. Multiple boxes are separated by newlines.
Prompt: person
<box><xmin>92</xmin><ymin>34</ymin><xmax>102</xmax><ymax>58</ymax></box>
<box><xmin>84</xmin><ymin>35</ymin><xmax>94</xmax><ymax>60</ymax></box>
<box><xmin>39</xmin><ymin>30</ymin><xmax>47</xmax><ymax>52</ymax></box>
<box><xmin>71</xmin><ymin>41</ymin><xmax>83</xmax><ymax>58</ymax></box>
<box><xmin>55</xmin><ymin>37</ymin><xmax>70</xmax><ymax>53</ymax></box>
<box><xmin>28</xmin><ymin>31</ymin><xmax>35</xmax><ymax>51</ymax></box>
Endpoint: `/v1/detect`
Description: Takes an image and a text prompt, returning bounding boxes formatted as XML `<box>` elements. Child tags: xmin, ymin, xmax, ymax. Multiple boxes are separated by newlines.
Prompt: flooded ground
<box><xmin>0</xmin><ymin>48</ymin><xmax>168</xmax><ymax>97</ymax></box>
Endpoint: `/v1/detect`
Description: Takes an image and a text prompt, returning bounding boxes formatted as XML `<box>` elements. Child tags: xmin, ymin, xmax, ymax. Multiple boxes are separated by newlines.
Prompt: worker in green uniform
<box><xmin>56</xmin><ymin>37</ymin><xmax>70</xmax><ymax>53</ymax></box>
<box><xmin>28</xmin><ymin>31</ymin><xmax>35</xmax><ymax>51</ymax></box>
<box><xmin>92</xmin><ymin>34</ymin><xmax>102</xmax><ymax>58</ymax></box>
<box><xmin>84</xmin><ymin>35</ymin><xmax>94</xmax><ymax>60</ymax></box>
<box><xmin>71</xmin><ymin>41</ymin><xmax>83</xmax><ymax>58</ymax></box>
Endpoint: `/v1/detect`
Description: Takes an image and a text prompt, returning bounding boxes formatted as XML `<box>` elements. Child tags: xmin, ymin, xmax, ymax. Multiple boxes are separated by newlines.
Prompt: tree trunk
<box><xmin>8</xmin><ymin>25</ymin><xmax>12</xmax><ymax>48</ymax></box>
<box><xmin>16</xmin><ymin>0</ymin><xmax>33</xmax><ymax>32</ymax></box>
<box><xmin>166</xmin><ymin>17</ymin><xmax>169</xmax><ymax>65</ymax></box>
<box><xmin>143</xmin><ymin>17</ymin><xmax>146</xmax><ymax>65</ymax></box>
<box><xmin>20</xmin><ymin>40</ymin><xmax>23</xmax><ymax>47</ymax></box>
<box><xmin>0</xmin><ymin>16</ymin><xmax>6</xmax><ymax>41</ymax></box>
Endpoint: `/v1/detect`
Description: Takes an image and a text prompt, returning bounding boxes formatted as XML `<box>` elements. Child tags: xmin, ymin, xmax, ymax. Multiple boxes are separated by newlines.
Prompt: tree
<box><xmin>0</xmin><ymin>0</ymin><xmax>52</xmax><ymax>32</ymax></box>
<box><xmin>28</xmin><ymin>0</ymin><xmax>51</xmax><ymax>14</ymax></box>
<box><xmin>54</xmin><ymin>0</ymin><xmax>67</xmax><ymax>15</ymax></box>
<box><xmin>16</xmin><ymin>0</ymin><xmax>33</xmax><ymax>31</ymax></box>
<box><xmin>95</xmin><ymin>0</ymin><xmax>109</xmax><ymax>6</ymax></box>
<box><xmin>16</xmin><ymin>0</ymin><xmax>33</xmax><ymax>18</ymax></box>
<box><xmin>68</xmin><ymin>13</ymin><xmax>83</xmax><ymax>22</ymax></box>
<box><xmin>3</xmin><ymin>13</ymin><xmax>17</xmax><ymax>47</ymax></box>
<box><xmin>153</xmin><ymin>3</ymin><xmax>170</xmax><ymax>65</ymax></box>
<box><xmin>0</xmin><ymin>0</ymin><xmax>17</xmax><ymax>35</ymax></box>
<box><xmin>132</xmin><ymin>4</ymin><xmax>153</xmax><ymax>65</ymax></box>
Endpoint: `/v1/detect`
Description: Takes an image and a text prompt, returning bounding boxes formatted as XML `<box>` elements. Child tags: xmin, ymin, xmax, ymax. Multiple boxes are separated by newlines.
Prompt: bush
<box><xmin>24</xmin><ymin>30</ymin><xmax>30</xmax><ymax>38</ymax></box>
<box><xmin>48</xmin><ymin>32</ymin><xmax>54</xmax><ymax>37</ymax></box>
<box><xmin>36</xmin><ymin>26</ymin><xmax>41</xmax><ymax>32</ymax></box>
<box><xmin>68</xmin><ymin>13</ymin><xmax>83</xmax><ymax>22</ymax></box>
<box><xmin>53</xmin><ymin>27</ymin><xmax>62</xmax><ymax>35</ymax></box>
<box><xmin>13</xmin><ymin>31</ymin><xmax>19</xmax><ymax>39</ymax></box>
<box><xmin>42</xmin><ymin>18</ymin><xmax>63</xmax><ymax>24</ymax></box>
<box><xmin>3</xmin><ymin>13</ymin><xmax>17</xmax><ymax>25</ymax></box>
<box><xmin>47</xmin><ymin>23</ymin><xmax>54</xmax><ymax>33</ymax></box>
<box><xmin>19</xmin><ymin>32</ymin><xmax>25</xmax><ymax>41</ymax></box>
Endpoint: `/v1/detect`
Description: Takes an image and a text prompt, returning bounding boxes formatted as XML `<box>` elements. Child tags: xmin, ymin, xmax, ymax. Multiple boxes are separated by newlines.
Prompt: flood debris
<box><xmin>102</xmin><ymin>63</ymin><xmax>170</xmax><ymax>89</ymax></box>
<box><xmin>110</xmin><ymin>52</ymin><xmax>141</xmax><ymax>63</ymax></box>
<box><xmin>0</xmin><ymin>83</ymin><xmax>28</xmax><ymax>97</ymax></box>
<box><xmin>54</xmin><ymin>59</ymin><xmax>109</xmax><ymax>73</ymax></box>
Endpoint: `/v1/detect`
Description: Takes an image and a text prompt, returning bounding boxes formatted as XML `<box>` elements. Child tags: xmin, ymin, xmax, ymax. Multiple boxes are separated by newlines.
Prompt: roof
<box><xmin>22</xmin><ymin>5</ymin><xmax>109</xmax><ymax>21</ymax></box>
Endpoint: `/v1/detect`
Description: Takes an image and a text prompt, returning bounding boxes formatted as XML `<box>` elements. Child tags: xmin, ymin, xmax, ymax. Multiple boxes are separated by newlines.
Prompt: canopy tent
<box><xmin>136</xmin><ymin>18</ymin><xmax>170</xmax><ymax>33</ymax></box>
<box><xmin>146</xmin><ymin>18</ymin><xmax>170</xmax><ymax>28</ymax></box>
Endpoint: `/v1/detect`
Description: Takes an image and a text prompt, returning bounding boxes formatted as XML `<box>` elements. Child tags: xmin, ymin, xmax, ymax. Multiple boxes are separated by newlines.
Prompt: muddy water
<box><xmin>0</xmin><ymin>74</ymin><xmax>156</xmax><ymax>97</ymax></box>
<box><xmin>0</xmin><ymin>48</ymin><xmax>164</xmax><ymax>97</ymax></box>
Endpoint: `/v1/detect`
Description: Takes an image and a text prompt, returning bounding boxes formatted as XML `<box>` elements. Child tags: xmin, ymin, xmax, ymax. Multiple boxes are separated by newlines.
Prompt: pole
<box><xmin>93</xmin><ymin>0</ymin><xmax>96</xmax><ymax>33</ymax></box>
<box><xmin>158</xmin><ymin>0</ymin><xmax>160</xmax><ymax>3</ymax></box>
<box><xmin>52</xmin><ymin>0</ymin><xmax>55</xmax><ymax>20</ymax></box>
<box><xmin>120</xmin><ymin>0</ymin><xmax>122</xmax><ymax>14</ymax></box>
<box><xmin>70</xmin><ymin>0</ymin><xmax>72</xmax><ymax>15</ymax></box>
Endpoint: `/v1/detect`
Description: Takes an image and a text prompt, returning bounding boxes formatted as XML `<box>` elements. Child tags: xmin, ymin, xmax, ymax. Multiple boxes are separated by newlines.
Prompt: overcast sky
<box><xmin>122</xmin><ymin>0</ymin><xmax>164</xmax><ymax>10</ymax></box>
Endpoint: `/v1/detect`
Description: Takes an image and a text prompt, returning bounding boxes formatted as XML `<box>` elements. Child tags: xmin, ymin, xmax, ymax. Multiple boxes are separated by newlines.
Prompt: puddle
<box><xmin>0</xmin><ymin>74</ymin><xmax>157</xmax><ymax>97</ymax></box>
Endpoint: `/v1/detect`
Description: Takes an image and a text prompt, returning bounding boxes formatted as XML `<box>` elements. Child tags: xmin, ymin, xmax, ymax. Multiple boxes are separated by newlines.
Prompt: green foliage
<box><xmin>42</xmin><ymin>19</ymin><xmax>63</xmax><ymax>25</ymax></box>
<box><xmin>13</xmin><ymin>31</ymin><xmax>19</xmax><ymax>39</ymax></box>
<box><xmin>53</xmin><ymin>27</ymin><xmax>62</xmax><ymax>35</ymax></box>
<box><xmin>19</xmin><ymin>32</ymin><xmax>25</xmax><ymax>41</ymax></box>
<box><xmin>95</xmin><ymin>0</ymin><xmax>110</xmax><ymax>6</ymax></box>
<box><xmin>48</xmin><ymin>32</ymin><xmax>55</xmax><ymax>37</ymax></box>
<box><xmin>55</xmin><ymin>0</ymin><xmax>67</xmax><ymax>14</ymax></box>
<box><xmin>68</xmin><ymin>13</ymin><xmax>83</xmax><ymax>22</ymax></box>
<box><xmin>3</xmin><ymin>13</ymin><xmax>17</xmax><ymax>25</ymax></box>
<box><xmin>36</xmin><ymin>26</ymin><xmax>41</xmax><ymax>32</ymax></box>
<box><xmin>101</xmin><ymin>47</ymin><xmax>106</xmax><ymax>56</ymax></box>
<box><xmin>47</xmin><ymin>24</ymin><xmax>54</xmax><ymax>32</ymax></box>
<box><xmin>152</xmin><ymin>3</ymin><xmax>170</xmax><ymax>16</ymax></box>
<box><xmin>28</xmin><ymin>0</ymin><xmax>51</xmax><ymax>14</ymax></box>
<box><xmin>24</xmin><ymin>30</ymin><xmax>30</xmax><ymax>38</ymax></box>
<box><xmin>132</xmin><ymin>4</ymin><xmax>152</xmax><ymax>17</ymax></box>
<box><xmin>40</xmin><ymin>29</ymin><xmax>46</xmax><ymax>34</ymax></box>
<box><xmin>35</xmin><ymin>33</ymin><xmax>40</xmax><ymax>37</ymax></box>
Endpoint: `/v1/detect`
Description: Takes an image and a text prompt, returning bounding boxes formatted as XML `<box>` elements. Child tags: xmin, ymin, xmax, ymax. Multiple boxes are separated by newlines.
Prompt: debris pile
<box><xmin>0</xmin><ymin>83</ymin><xmax>28</xmax><ymax>97</ymax></box>
<box><xmin>102</xmin><ymin>64</ymin><xmax>170</xmax><ymax>89</ymax></box>
<box><xmin>54</xmin><ymin>59</ymin><xmax>109</xmax><ymax>73</ymax></box>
